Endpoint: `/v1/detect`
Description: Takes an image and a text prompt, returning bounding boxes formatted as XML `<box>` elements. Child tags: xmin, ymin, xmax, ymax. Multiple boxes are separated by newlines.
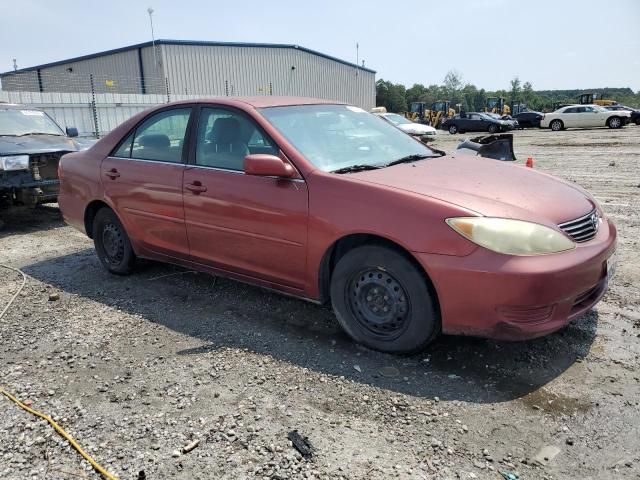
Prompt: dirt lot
<box><xmin>1</xmin><ymin>125</ymin><xmax>639</xmax><ymax>480</ymax></box>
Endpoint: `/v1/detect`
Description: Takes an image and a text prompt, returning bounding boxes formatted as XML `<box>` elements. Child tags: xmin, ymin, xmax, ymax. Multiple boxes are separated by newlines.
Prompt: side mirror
<box><xmin>66</xmin><ymin>127</ymin><xmax>79</xmax><ymax>137</ymax></box>
<box><xmin>243</xmin><ymin>154</ymin><xmax>297</xmax><ymax>178</ymax></box>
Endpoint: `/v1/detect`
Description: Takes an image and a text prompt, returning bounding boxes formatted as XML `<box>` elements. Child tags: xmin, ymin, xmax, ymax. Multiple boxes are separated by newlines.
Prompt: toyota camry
<box><xmin>58</xmin><ymin>97</ymin><xmax>617</xmax><ymax>354</ymax></box>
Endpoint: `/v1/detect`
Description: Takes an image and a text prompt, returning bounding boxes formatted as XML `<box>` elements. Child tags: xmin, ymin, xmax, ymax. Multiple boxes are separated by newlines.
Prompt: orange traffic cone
<box><xmin>525</xmin><ymin>157</ymin><xmax>534</xmax><ymax>168</ymax></box>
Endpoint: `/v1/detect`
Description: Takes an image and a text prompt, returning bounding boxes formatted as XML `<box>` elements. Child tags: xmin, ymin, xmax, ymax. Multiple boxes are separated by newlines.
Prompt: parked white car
<box><xmin>375</xmin><ymin>112</ymin><xmax>437</xmax><ymax>139</ymax></box>
<box><xmin>541</xmin><ymin>104</ymin><xmax>630</xmax><ymax>131</ymax></box>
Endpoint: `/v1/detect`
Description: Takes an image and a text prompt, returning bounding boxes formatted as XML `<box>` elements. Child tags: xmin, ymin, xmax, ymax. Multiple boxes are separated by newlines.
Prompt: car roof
<box><xmin>190</xmin><ymin>96</ymin><xmax>346</xmax><ymax>108</ymax></box>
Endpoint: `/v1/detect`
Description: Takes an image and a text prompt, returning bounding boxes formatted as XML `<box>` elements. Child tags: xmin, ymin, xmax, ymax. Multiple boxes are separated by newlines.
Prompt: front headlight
<box><xmin>446</xmin><ymin>217</ymin><xmax>576</xmax><ymax>256</ymax></box>
<box><xmin>0</xmin><ymin>155</ymin><xmax>29</xmax><ymax>171</ymax></box>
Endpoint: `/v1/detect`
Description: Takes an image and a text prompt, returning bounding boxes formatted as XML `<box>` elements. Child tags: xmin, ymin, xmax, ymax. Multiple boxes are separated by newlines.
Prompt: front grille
<box><xmin>29</xmin><ymin>152</ymin><xmax>66</xmax><ymax>181</ymax></box>
<box><xmin>558</xmin><ymin>210</ymin><xmax>599</xmax><ymax>242</ymax></box>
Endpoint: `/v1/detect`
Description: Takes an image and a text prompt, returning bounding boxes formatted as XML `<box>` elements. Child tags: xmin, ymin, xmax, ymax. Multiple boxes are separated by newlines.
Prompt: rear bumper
<box><xmin>414</xmin><ymin>218</ymin><xmax>617</xmax><ymax>340</ymax></box>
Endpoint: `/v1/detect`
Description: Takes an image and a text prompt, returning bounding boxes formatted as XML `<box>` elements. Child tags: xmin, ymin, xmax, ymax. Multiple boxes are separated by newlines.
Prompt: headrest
<box><xmin>138</xmin><ymin>134</ymin><xmax>170</xmax><ymax>149</ymax></box>
<box><xmin>209</xmin><ymin>117</ymin><xmax>242</xmax><ymax>144</ymax></box>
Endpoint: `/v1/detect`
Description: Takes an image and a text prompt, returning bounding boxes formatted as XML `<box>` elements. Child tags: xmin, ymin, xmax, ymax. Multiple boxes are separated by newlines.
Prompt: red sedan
<box><xmin>58</xmin><ymin>97</ymin><xmax>617</xmax><ymax>354</ymax></box>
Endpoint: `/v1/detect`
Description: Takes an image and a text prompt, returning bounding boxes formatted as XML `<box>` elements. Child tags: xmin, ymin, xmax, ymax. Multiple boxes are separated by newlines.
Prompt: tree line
<box><xmin>376</xmin><ymin>70</ymin><xmax>640</xmax><ymax>113</ymax></box>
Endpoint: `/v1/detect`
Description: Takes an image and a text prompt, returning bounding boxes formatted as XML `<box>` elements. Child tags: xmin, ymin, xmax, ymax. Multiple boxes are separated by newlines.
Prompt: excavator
<box><xmin>577</xmin><ymin>93</ymin><xmax>618</xmax><ymax>106</ymax></box>
<box><xmin>406</xmin><ymin>100</ymin><xmax>455</xmax><ymax>128</ymax></box>
<box><xmin>484</xmin><ymin>97</ymin><xmax>511</xmax><ymax>116</ymax></box>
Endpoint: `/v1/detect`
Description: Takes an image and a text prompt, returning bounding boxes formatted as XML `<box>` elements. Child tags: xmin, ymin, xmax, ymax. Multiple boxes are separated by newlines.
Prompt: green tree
<box><xmin>443</xmin><ymin>70</ymin><xmax>464</xmax><ymax>104</ymax></box>
<box><xmin>375</xmin><ymin>79</ymin><xmax>407</xmax><ymax>112</ymax></box>
<box><xmin>510</xmin><ymin>76</ymin><xmax>522</xmax><ymax>103</ymax></box>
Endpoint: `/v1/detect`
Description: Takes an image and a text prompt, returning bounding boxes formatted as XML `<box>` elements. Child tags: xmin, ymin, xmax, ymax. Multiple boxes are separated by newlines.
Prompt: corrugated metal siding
<box><xmin>161</xmin><ymin>44</ymin><xmax>375</xmax><ymax>109</ymax></box>
<box><xmin>140</xmin><ymin>45</ymin><xmax>166</xmax><ymax>94</ymax></box>
<box><xmin>3</xmin><ymin>50</ymin><xmax>144</xmax><ymax>94</ymax></box>
<box><xmin>1</xmin><ymin>43</ymin><xmax>375</xmax><ymax>109</ymax></box>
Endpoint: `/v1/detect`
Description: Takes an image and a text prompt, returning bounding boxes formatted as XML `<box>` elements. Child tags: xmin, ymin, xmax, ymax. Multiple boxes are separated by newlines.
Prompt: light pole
<box><xmin>147</xmin><ymin>7</ymin><xmax>158</xmax><ymax>73</ymax></box>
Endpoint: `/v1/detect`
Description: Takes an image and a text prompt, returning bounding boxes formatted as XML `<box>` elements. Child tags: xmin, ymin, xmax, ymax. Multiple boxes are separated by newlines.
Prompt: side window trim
<box><xmin>187</xmin><ymin>104</ymin><xmax>280</xmax><ymax>170</ymax></box>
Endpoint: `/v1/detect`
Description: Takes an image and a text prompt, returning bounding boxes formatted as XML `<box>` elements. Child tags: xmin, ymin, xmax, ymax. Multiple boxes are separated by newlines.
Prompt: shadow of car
<box><xmin>21</xmin><ymin>248</ymin><xmax>599</xmax><ymax>404</ymax></box>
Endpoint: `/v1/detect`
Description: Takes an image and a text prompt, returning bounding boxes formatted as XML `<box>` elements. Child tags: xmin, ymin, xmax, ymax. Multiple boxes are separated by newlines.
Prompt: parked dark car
<box><xmin>0</xmin><ymin>104</ymin><xmax>90</xmax><ymax>208</ymax></box>
<box><xmin>441</xmin><ymin>112</ymin><xmax>514</xmax><ymax>134</ymax></box>
<box><xmin>604</xmin><ymin>105</ymin><xmax>640</xmax><ymax>125</ymax></box>
<box><xmin>513</xmin><ymin>110</ymin><xmax>544</xmax><ymax>128</ymax></box>
<box><xmin>484</xmin><ymin>112</ymin><xmax>519</xmax><ymax>130</ymax></box>
<box><xmin>58</xmin><ymin>97</ymin><xmax>616</xmax><ymax>354</ymax></box>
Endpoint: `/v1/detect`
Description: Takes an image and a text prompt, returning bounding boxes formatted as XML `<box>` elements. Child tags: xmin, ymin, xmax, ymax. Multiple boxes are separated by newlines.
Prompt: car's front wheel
<box><xmin>607</xmin><ymin>116</ymin><xmax>622</xmax><ymax>129</ymax></box>
<box><xmin>330</xmin><ymin>245</ymin><xmax>440</xmax><ymax>354</ymax></box>
<box><xmin>550</xmin><ymin>119</ymin><xmax>564</xmax><ymax>131</ymax></box>
<box><xmin>448</xmin><ymin>124</ymin><xmax>458</xmax><ymax>134</ymax></box>
<box><xmin>488</xmin><ymin>124</ymin><xmax>498</xmax><ymax>134</ymax></box>
<box><xmin>93</xmin><ymin>207</ymin><xmax>136</xmax><ymax>275</ymax></box>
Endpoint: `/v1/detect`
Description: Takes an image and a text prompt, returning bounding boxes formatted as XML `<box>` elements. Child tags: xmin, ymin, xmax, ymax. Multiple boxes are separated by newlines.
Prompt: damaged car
<box><xmin>59</xmin><ymin>98</ymin><xmax>616</xmax><ymax>354</ymax></box>
<box><xmin>0</xmin><ymin>103</ymin><xmax>91</xmax><ymax>208</ymax></box>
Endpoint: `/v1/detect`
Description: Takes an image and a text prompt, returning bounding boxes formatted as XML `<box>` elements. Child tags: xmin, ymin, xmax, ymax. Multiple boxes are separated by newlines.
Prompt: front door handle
<box><xmin>185</xmin><ymin>181</ymin><xmax>207</xmax><ymax>194</ymax></box>
<box><xmin>104</xmin><ymin>168</ymin><xmax>120</xmax><ymax>179</ymax></box>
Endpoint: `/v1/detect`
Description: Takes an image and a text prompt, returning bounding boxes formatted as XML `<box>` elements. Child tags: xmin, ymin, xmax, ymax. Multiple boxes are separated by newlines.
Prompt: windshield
<box><xmin>260</xmin><ymin>105</ymin><xmax>437</xmax><ymax>172</ymax></box>
<box><xmin>0</xmin><ymin>108</ymin><xmax>64</xmax><ymax>136</ymax></box>
<box><xmin>383</xmin><ymin>113</ymin><xmax>413</xmax><ymax>125</ymax></box>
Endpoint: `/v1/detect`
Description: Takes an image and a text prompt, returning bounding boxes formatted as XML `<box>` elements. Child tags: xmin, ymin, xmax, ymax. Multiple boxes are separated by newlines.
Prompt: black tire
<box><xmin>635</xmin><ymin>118</ymin><xmax>640</xmax><ymax>126</ymax></box>
<box><xmin>607</xmin><ymin>116</ymin><xmax>622</xmax><ymax>129</ymax></box>
<box><xmin>550</xmin><ymin>119</ymin><xmax>564</xmax><ymax>131</ymax></box>
<box><xmin>330</xmin><ymin>245</ymin><xmax>440</xmax><ymax>354</ymax></box>
<box><xmin>93</xmin><ymin>207</ymin><xmax>136</xmax><ymax>275</ymax></box>
<box><xmin>448</xmin><ymin>124</ymin><xmax>458</xmax><ymax>134</ymax></box>
<box><xmin>487</xmin><ymin>123</ymin><xmax>498</xmax><ymax>134</ymax></box>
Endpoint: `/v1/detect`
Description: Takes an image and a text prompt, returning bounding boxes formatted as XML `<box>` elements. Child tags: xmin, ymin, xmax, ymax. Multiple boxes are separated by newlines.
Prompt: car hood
<box><xmin>352</xmin><ymin>154</ymin><xmax>595</xmax><ymax>225</ymax></box>
<box><xmin>398</xmin><ymin>123</ymin><xmax>436</xmax><ymax>134</ymax></box>
<box><xmin>0</xmin><ymin>134</ymin><xmax>84</xmax><ymax>155</ymax></box>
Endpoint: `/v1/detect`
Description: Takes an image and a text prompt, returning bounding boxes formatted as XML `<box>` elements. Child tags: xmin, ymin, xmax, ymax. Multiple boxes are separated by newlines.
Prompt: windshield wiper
<box><xmin>16</xmin><ymin>132</ymin><xmax>63</xmax><ymax>137</ymax></box>
<box><xmin>384</xmin><ymin>154</ymin><xmax>432</xmax><ymax>167</ymax></box>
<box><xmin>331</xmin><ymin>164</ymin><xmax>382</xmax><ymax>174</ymax></box>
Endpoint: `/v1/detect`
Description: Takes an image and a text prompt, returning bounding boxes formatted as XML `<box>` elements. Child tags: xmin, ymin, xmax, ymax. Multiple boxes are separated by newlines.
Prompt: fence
<box><xmin>1</xmin><ymin>71</ymin><xmax>229</xmax><ymax>138</ymax></box>
<box><xmin>0</xmin><ymin>90</ymin><xmax>210</xmax><ymax>138</ymax></box>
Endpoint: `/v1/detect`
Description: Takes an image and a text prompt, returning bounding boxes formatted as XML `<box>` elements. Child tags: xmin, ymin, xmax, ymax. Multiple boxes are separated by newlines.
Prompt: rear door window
<box><xmin>130</xmin><ymin>108</ymin><xmax>192</xmax><ymax>163</ymax></box>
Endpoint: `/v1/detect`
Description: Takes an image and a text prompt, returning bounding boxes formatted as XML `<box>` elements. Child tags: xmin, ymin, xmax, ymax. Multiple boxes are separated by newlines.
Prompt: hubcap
<box><xmin>347</xmin><ymin>268</ymin><xmax>410</xmax><ymax>340</ymax></box>
<box><xmin>449</xmin><ymin>126</ymin><xmax>456</xmax><ymax>133</ymax></box>
<box><xmin>611</xmin><ymin>118</ymin><xmax>620</xmax><ymax>128</ymax></box>
<box><xmin>102</xmin><ymin>222</ymin><xmax>124</xmax><ymax>264</ymax></box>
<box><xmin>552</xmin><ymin>121</ymin><xmax>561</xmax><ymax>131</ymax></box>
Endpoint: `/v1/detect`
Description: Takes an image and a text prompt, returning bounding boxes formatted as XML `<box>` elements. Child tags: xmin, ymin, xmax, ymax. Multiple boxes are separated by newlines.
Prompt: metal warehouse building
<box><xmin>1</xmin><ymin>39</ymin><xmax>376</xmax><ymax>110</ymax></box>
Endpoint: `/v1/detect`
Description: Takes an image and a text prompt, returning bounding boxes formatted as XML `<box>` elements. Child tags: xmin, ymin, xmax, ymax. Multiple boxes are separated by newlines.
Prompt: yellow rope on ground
<box><xmin>0</xmin><ymin>263</ymin><xmax>119</xmax><ymax>480</ymax></box>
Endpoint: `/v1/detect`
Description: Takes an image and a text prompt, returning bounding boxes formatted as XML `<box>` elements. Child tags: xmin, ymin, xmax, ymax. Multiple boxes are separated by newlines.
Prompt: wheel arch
<box><xmin>317</xmin><ymin>233</ymin><xmax>440</xmax><ymax>315</ymax></box>
<box><xmin>550</xmin><ymin>118</ymin><xmax>564</xmax><ymax>130</ymax></box>
<box><xmin>84</xmin><ymin>199</ymin><xmax>115</xmax><ymax>239</ymax></box>
<box><xmin>606</xmin><ymin>115</ymin><xmax>621</xmax><ymax>127</ymax></box>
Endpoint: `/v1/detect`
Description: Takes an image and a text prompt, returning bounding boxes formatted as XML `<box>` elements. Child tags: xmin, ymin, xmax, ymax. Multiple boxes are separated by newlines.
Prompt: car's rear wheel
<box><xmin>635</xmin><ymin>118</ymin><xmax>640</xmax><ymax>126</ymax></box>
<box><xmin>550</xmin><ymin>119</ymin><xmax>564</xmax><ymax>131</ymax></box>
<box><xmin>487</xmin><ymin>124</ymin><xmax>498</xmax><ymax>134</ymax></box>
<box><xmin>330</xmin><ymin>245</ymin><xmax>439</xmax><ymax>354</ymax></box>
<box><xmin>448</xmin><ymin>124</ymin><xmax>458</xmax><ymax>134</ymax></box>
<box><xmin>607</xmin><ymin>116</ymin><xmax>622</xmax><ymax>129</ymax></box>
<box><xmin>93</xmin><ymin>208</ymin><xmax>136</xmax><ymax>275</ymax></box>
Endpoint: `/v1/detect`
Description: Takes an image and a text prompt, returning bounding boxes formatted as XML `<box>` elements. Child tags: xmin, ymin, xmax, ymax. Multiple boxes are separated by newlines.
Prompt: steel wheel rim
<box><xmin>347</xmin><ymin>268</ymin><xmax>411</xmax><ymax>340</ymax></box>
<box><xmin>102</xmin><ymin>222</ymin><xmax>124</xmax><ymax>265</ymax></box>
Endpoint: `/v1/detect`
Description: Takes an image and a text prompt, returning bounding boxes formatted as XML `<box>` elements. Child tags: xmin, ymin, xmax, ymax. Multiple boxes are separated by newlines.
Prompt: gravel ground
<box><xmin>1</xmin><ymin>125</ymin><xmax>639</xmax><ymax>480</ymax></box>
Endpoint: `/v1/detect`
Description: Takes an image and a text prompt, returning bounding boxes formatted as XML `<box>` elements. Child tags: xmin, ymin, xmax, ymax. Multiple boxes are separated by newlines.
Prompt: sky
<box><xmin>2</xmin><ymin>0</ymin><xmax>639</xmax><ymax>92</ymax></box>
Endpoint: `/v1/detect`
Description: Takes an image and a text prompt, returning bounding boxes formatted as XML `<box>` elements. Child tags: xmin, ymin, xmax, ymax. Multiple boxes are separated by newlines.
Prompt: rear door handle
<box><xmin>185</xmin><ymin>181</ymin><xmax>207</xmax><ymax>194</ymax></box>
<box><xmin>104</xmin><ymin>168</ymin><xmax>120</xmax><ymax>179</ymax></box>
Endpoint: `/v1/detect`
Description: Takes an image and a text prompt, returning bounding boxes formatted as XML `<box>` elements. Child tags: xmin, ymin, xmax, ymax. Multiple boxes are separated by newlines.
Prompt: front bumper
<box><xmin>414</xmin><ymin>217</ymin><xmax>617</xmax><ymax>340</ymax></box>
